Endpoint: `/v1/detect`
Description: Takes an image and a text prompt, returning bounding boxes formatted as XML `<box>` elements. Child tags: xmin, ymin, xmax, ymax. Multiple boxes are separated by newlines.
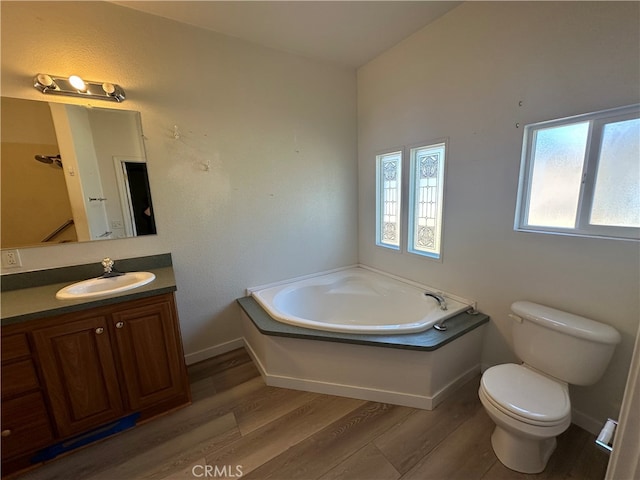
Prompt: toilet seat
<box><xmin>481</xmin><ymin>364</ymin><xmax>570</xmax><ymax>427</ymax></box>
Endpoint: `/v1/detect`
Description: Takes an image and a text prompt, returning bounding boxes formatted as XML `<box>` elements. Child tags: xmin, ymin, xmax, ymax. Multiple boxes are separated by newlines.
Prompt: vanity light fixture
<box><xmin>33</xmin><ymin>73</ymin><xmax>126</xmax><ymax>102</ymax></box>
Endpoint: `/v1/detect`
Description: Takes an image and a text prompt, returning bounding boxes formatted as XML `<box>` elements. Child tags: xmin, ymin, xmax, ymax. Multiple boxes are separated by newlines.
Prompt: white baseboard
<box><xmin>184</xmin><ymin>337</ymin><xmax>245</xmax><ymax>365</ymax></box>
<box><xmin>266</xmin><ymin>373</ymin><xmax>435</xmax><ymax>409</ymax></box>
<box><xmin>572</xmin><ymin>408</ymin><xmax>605</xmax><ymax>436</ymax></box>
<box><xmin>430</xmin><ymin>366</ymin><xmax>482</xmax><ymax>406</ymax></box>
<box><xmin>242</xmin><ymin>338</ymin><xmax>268</xmax><ymax>376</ymax></box>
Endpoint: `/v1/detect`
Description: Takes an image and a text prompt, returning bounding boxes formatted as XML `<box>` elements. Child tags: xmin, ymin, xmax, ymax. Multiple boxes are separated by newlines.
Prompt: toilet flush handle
<box><xmin>508</xmin><ymin>313</ymin><xmax>523</xmax><ymax>323</ymax></box>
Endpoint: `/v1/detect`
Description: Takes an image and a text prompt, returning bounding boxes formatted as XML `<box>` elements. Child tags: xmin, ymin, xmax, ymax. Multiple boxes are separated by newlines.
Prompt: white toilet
<box><xmin>479</xmin><ymin>301</ymin><xmax>621</xmax><ymax>474</ymax></box>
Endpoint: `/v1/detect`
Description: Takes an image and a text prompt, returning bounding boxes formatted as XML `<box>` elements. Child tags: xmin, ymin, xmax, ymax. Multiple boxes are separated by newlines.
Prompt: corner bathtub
<box><xmin>251</xmin><ymin>267</ymin><xmax>471</xmax><ymax>334</ymax></box>
<box><xmin>241</xmin><ymin>266</ymin><xmax>487</xmax><ymax>410</ymax></box>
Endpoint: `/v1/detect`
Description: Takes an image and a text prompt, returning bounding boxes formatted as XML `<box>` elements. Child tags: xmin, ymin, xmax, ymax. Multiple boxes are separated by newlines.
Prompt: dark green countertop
<box><xmin>1</xmin><ymin>254</ymin><xmax>177</xmax><ymax>326</ymax></box>
<box><xmin>237</xmin><ymin>295</ymin><xmax>489</xmax><ymax>352</ymax></box>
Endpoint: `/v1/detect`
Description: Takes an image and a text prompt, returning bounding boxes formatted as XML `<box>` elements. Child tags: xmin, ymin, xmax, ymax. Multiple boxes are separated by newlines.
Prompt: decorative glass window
<box><xmin>408</xmin><ymin>142</ymin><xmax>446</xmax><ymax>258</ymax></box>
<box><xmin>515</xmin><ymin>104</ymin><xmax>640</xmax><ymax>241</ymax></box>
<box><xmin>375</xmin><ymin>151</ymin><xmax>402</xmax><ymax>249</ymax></box>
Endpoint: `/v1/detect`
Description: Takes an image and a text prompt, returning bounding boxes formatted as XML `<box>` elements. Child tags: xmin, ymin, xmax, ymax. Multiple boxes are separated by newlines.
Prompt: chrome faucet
<box><xmin>424</xmin><ymin>291</ymin><xmax>447</xmax><ymax>311</ymax></box>
<box><xmin>425</xmin><ymin>291</ymin><xmax>450</xmax><ymax>332</ymax></box>
<box><xmin>100</xmin><ymin>257</ymin><xmax>123</xmax><ymax>278</ymax></box>
<box><xmin>102</xmin><ymin>257</ymin><xmax>114</xmax><ymax>274</ymax></box>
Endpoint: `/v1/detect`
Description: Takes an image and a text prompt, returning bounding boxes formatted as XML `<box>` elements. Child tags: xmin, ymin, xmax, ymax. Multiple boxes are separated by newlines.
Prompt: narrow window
<box><xmin>408</xmin><ymin>142</ymin><xmax>446</xmax><ymax>258</ymax></box>
<box><xmin>516</xmin><ymin>104</ymin><xmax>639</xmax><ymax>241</ymax></box>
<box><xmin>376</xmin><ymin>151</ymin><xmax>402</xmax><ymax>249</ymax></box>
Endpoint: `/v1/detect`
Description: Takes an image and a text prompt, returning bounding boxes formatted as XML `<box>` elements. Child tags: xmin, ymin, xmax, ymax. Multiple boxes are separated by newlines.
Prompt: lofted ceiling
<box><xmin>111</xmin><ymin>1</ymin><xmax>462</xmax><ymax>68</ymax></box>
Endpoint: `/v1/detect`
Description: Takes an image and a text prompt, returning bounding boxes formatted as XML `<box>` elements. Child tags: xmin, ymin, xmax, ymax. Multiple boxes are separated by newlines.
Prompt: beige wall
<box><xmin>1</xmin><ymin>2</ymin><xmax>358</xmax><ymax>358</ymax></box>
<box><xmin>358</xmin><ymin>1</ymin><xmax>640</xmax><ymax>432</ymax></box>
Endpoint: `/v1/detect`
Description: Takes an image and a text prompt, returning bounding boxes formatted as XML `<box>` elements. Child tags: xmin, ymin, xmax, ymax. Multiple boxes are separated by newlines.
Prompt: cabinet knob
<box><xmin>1</xmin><ymin>430</ymin><xmax>11</xmax><ymax>437</ymax></box>
<box><xmin>95</xmin><ymin>327</ymin><xmax>104</xmax><ymax>335</ymax></box>
<box><xmin>115</xmin><ymin>321</ymin><xmax>125</xmax><ymax>329</ymax></box>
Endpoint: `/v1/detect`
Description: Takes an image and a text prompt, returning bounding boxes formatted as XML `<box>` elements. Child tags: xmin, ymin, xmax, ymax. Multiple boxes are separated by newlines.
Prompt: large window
<box><xmin>515</xmin><ymin>104</ymin><xmax>640</xmax><ymax>241</ymax></box>
<box><xmin>376</xmin><ymin>141</ymin><xmax>447</xmax><ymax>258</ymax></box>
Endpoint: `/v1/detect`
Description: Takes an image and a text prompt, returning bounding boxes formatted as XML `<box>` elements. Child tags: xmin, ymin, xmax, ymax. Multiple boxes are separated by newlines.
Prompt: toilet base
<box><xmin>491</xmin><ymin>425</ymin><xmax>557</xmax><ymax>474</ymax></box>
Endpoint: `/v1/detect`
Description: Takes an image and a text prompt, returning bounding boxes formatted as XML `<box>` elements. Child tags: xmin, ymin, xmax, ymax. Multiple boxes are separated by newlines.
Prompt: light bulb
<box><xmin>102</xmin><ymin>82</ymin><xmax>116</xmax><ymax>95</ymax></box>
<box><xmin>36</xmin><ymin>74</ymin><xmax>54</xmax><ymax>87</ymax></box>
<box><xmin>68</xmin><ymin>75</ymin><xmax>86</xmax><ymax>91</ymax></box>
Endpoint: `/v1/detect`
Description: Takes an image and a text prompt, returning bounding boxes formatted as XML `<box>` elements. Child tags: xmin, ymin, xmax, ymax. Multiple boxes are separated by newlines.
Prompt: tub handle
<box><xmin>508</xmin><ymin>313</ymin><xmax>523</xmax><ymax>323</ymax></box>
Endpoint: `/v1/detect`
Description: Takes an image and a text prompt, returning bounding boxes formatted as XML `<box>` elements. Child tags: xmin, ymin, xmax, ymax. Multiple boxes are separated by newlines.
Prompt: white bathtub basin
<box><xmin>250</xmin><ymin>267</ymin><xmax>472</xmax><ymax>334</ymax></box>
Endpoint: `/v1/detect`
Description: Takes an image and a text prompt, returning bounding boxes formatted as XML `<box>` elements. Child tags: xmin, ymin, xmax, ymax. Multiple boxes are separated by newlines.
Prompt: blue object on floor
<box><xmin>31</xmin><ymin>412</ymin><xmax>140</xmax><ymax>463</ymax></box>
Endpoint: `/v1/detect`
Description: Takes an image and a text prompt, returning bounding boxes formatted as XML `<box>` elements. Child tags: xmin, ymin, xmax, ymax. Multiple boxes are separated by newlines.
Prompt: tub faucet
<box><xmin>424</xmin><ymin>291</ymin><xmax>447</xmax><ymax>311</ymax></box>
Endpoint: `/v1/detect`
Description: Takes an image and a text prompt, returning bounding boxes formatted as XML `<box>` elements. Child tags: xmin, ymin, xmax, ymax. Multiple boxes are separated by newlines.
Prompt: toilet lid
<box><xmin>481</xmin><ymin>364</ymin><xmax>570</xmax><ymax>424</ymax></box>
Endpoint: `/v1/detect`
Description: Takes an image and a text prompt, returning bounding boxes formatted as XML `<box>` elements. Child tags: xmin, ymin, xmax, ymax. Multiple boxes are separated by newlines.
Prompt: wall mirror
<box><xmin>1</xmin><ymin>97</ymin><xmax>157</xmax><ymax>249</ymax></box>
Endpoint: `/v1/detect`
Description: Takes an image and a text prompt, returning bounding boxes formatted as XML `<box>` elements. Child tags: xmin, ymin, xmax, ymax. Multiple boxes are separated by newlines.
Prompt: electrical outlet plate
<box><xmin>1</xmin><ymin>249</ymin><xmax>22</xmax><ymax>268</ymax></box>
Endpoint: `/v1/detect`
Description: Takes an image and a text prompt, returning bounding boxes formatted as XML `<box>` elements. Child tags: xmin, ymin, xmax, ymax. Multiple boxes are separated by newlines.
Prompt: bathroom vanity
<box><xmin>0</xmin><ymin>255</ymin><xmax>191</xmax><ymax>476</ymax></box>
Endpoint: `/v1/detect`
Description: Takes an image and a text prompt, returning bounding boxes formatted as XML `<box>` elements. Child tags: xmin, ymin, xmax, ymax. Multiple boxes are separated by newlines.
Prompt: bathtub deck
<box><xmin>20</xmin><ymin>348</ymin><xmax>610</xmax><ymax>480</ymax></box>
<box><xmin>237</xmin><ymin>295</ymin><xmax>489</xmax><ymax>351</ymax></box>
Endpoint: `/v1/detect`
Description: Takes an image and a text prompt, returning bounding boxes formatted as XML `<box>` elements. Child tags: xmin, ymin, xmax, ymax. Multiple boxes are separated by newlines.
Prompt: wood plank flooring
<box><xmin>17</xmin><ymin>348</ymin><xmax>609</xmax><ymax>480</ymax></box>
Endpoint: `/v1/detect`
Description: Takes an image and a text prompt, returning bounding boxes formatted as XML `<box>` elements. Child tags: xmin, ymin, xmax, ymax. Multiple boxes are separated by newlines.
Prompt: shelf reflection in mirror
<box><xmin>1</xmin><ymin>97</ymin><xmax>157</xmax><ymax>249</ymax></box>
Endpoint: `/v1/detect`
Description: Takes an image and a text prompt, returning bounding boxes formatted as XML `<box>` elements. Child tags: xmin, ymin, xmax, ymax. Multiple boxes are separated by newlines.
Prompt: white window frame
<box><xmin>375</xmin><ymin>140</ymin><xmax>448</xmax><ymax>259</ymax></box>
<box><xmin>375</xmin><ymin>150</ymin><xmax>403</xmax><ymax>250</ymax></box>
<box><xmin>515</xmin><ymin>104</ymin><xmax>640</xmax><ymax>241</ymax></box>
<box><xmin>408</xmin><ymin>141</ymin><xmax>447</xmax><ymax>259</ymax></box>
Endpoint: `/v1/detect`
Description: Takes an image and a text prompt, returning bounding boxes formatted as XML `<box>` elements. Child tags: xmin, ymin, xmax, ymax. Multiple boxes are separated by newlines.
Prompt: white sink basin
<box><xmin>56</xmin><ymin>272</ymin><xmax>156</xmax><ymax>300</ymax></box>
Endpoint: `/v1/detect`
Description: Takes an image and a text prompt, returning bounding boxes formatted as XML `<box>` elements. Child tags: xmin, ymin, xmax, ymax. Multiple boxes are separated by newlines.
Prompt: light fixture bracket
<box><xmin>33</xmin><ymin>74</ymin><xmax>126</xmax><ymax>102</ymax></box>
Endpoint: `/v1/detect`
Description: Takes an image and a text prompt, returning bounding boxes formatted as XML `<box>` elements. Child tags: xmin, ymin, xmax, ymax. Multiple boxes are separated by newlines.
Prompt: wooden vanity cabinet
<box><xmin>1</xmin><ymin>293</ymin><xmax>190</xmax><ymax>476</ymax></box>
<box><xmin>1</xmin><ymin>333</ymin><xmax>55</xmax><ymax>470</ymax></box>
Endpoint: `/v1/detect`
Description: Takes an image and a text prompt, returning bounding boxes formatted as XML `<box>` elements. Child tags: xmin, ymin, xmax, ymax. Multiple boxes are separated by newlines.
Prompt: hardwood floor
<box><xmin>17</xmin><ymin>348</ymin><xmax>609</xmax><ymax>480</ymax></box>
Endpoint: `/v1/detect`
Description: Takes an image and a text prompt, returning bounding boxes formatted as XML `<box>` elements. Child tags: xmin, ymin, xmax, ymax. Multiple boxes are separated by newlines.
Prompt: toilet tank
<box><xmin>511</xmin><ymin>301</ymin><xmax>621</xmax><ymax>386</ymax></box>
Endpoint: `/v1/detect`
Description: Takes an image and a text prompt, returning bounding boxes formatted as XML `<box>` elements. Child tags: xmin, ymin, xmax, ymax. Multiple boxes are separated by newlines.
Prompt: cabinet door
<box><xmin>1</xmin><ymin>392</ymin><xmax>54</xmax><ymax>459</ymax></box>
<box><xmin>33</xmin><ymin>315</ymin><xmax>125</xmax><ymax>438</ymax></box>
<box><xmin>111</xmin><ymin>295</ymin><xmax>187</xmax><ymax>411</ymax></box>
